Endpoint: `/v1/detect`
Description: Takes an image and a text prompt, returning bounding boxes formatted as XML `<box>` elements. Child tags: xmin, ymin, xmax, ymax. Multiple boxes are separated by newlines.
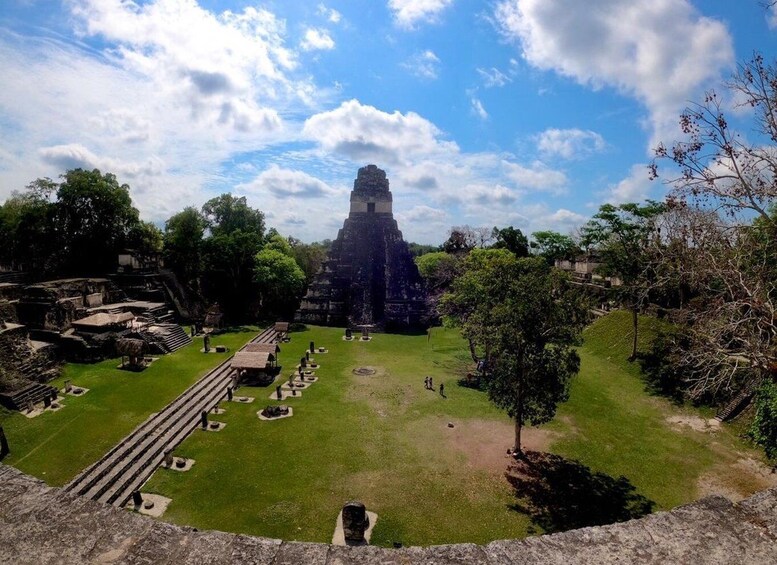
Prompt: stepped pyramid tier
<box><xmin>295</xmin><ymin>165</ymin><xmax>428</xmax><ymax>330</ymax></box>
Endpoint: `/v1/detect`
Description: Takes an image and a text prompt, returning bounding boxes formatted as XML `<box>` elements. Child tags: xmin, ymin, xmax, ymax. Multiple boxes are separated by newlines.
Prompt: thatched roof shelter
<box><xmin>244</xmin><ymin>343</ymin><xmax>280</xmax><ymax>354</ymax></box>
<box><xmin>116</xmin><ymin>338</ymin><xmax>146</xmax><ymax>357</ymax></box>
<box><xmin>231</xmin><ymin>351</ymin><xmax>270</xmax><ymax>371</ymax></box>
<box><xmin>274</xmin><ymin>321</ymin><xmax>289</xmax><ymax>333</ymax></box>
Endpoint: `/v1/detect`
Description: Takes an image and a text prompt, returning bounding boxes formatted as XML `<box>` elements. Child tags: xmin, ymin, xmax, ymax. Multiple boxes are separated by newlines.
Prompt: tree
<box><xmin>263</xmin><ymin>233</ymin><xmax>294</xmax><ymax>256</ymax></box>
<box><xmin>415</xmin><ymin>251</ymin><xmax>462</xmax><ymax>293</ymax></box>
<box><xmin>531</xmin><ymin>230</ymin><xmax>580</xmax><ymax>265</ymax></box>
<box><xmin>441</xmin><ymin>254</ymin><xmax>588</xmax><ymax>453</ymax></box>
<box><xmin>254</xmin><ymin>248</ymin><xmax>306</xmax><ymax>317</ymax></box>
<box><xmin>407</xmin><ymin>242</ymin><xmax>439</xmax><ymax>257</ymax></box>
<box><xmin>581</xmin><ymin>201</ymin><xmax>666</xmax><ymax>361</ymax></box>
<box><xmin>202</xmin><ymin>194</ymin><xmax>265</xmax><ymax>237</ymax></box>
<box><xmin>56</xmin><ymin>169</ymin><xmax>140</xmax><ymax>274</ymax></box>
<box><xmin>648</xmin><ymin>52</ymin><xmax>777</xmax><ymax>409</ymax></box>
<box><xmin>440</xmin><ymin>248</ymin><xmax>518</xmax><ymax>363</ymax></box>
<box><xmin>200</xmin><ymin>194</ymin><xmax>266</xmax><ymax>320</ymax></box>
<box><xmin>127</xmin><ymin>221</ymin><xmax>163</xmax><ymax>263</ymax></box>
<box><xmin>442</xmin><ymin>228</ymin><xmax>475</xmax><ymax>254</ymax></box>
<box><xmin>0</xmin><ymin>180</ymin><xmax>59</xmax><ymax>274</ymax></box>
<box><xmin>164</xmin><ymin>207</ymin><xmax>206</xmax><ymax>288</ymax></box>
<box><xmin>442</xmin><ymin>225</ymin><xmax>493</xmax><ymax>253</ymax></box>
<box><xmin>288</xmin><ymin>238</ymin><xmax>329</xmax><ymax>283</ymax></box>
<box><xmin>651</xmin><ymin>54</ymin><xmax>777</xmax><ymax>229</ymax></box>
<box><xmin>750</xmin><ymin>380</ymin><xmax>777</xmax><ymax>461</ymax></box>
<box><xmin>491</xmin><ymin>226</ymin><xmax>530</xmax><ymax>257</ymax></box>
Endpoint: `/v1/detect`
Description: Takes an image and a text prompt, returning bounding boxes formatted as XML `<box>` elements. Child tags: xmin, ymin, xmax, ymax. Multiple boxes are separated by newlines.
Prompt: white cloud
<box><xmin>503</xmin><ymin>160</ymin><xmax>567</xmax><ymax>194</ymax></box>
<box><xmin>477</xmin><ymin>67</ymin><xmax>512</xmax><ymax>88</ymax></box>
<box><xmin>544</xmin><ymin>208</ymin><xmax>586</xmax><ymax>228</ymax></box>
<box><xmin>318</xmin><ymin>4</ymin><xmax>342</xmax><ymax>24</ymax></box>
<box><xmin>237</xmin><ymin>165</ymin><xmax>340</xmax><ymax>199</ymax></box>
<box><xmin>603</xmin><ymin>164</ymin><xmax>655</xmax><ymax>204</ymax></box>
<box><xmin>536</xmin><ymin>128</ymin><xmax>606</xmax><ymax>159</ymax></box>
<box><xmin>494</xmin><ymin>0</ymin><xmax>734</xmax><ymax>148</ymax></box>
<box><xmin>70</xmin><ymin>0</ymin><xmax>300</xmax><ymax>116</ymax></box>
<box><xmin>467</xmin><ymin>183</ymin><xmax>517</xmax><ymax>205</ymax></box>
<box><xmin>388</xmin><ymin>0</ymin><xmax>454</xmax><ymax>29</ymax></box>
<box><xmin>471</xmin><ymin>97</ymin><xmax>488</xmax><ymax>120</ymax></box>
<box><xmin>0</xmin><ymin>1</ymin><xmax>319</xmax><ymax>222</ymax></box>
<box><xmin>769</xmin><ymin>5</ymin><xmax>777</xmax><ymax>29</ymax></box>
<box><xmin>398</xmin><ymin>205</ymin><xmax>448</xmax><ymax>223</ymax></box>
<box><xmin>301</xmin><ymin>28</ymin><xmax>335</xmax><ymax>51</ymax></box>
<box><xmin>402</xmin><ymin>50</ymin><xmax>440</xmax><ymax>80</ymax></box>
<box><xmin>302</xmin><ymin>99</ymin><xmax>458</xmax><ymax>166</ymax></box>
<box><xmin>38</xmin><ymin>143</ymin><xmax>164</xmax><ymax>179</ymax></box>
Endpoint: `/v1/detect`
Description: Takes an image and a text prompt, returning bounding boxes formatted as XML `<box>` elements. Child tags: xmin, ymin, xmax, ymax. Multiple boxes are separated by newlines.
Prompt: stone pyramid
<box><xmin>295</xmin><ymin>165</ymin><xmax>427</xmax><ymax>330</ymax></box>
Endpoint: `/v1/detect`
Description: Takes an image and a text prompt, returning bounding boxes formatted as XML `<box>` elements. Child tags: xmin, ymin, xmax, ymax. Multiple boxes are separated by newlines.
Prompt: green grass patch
<box><xmin>2</xmin><ymin>313</ymin><xmax>772</xmax><ymax>546</ymax></box>
<box><xmin>548</xmin><ymin>311</ymin><xmax>771</xmax><ymax>509</ymax></box>
<box><xmin>0</xmin><ymin>328</ymin><xmax>259</xmax><ymax>485</ymax></box>
<box><xmin>143</xmin><ymin>326</ymin><xmax>528</xmax><ymax>547</ymax></box>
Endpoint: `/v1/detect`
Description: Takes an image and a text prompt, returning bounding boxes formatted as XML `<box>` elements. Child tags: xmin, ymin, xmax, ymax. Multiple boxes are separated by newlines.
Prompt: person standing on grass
<box><xmin>440</xmin><ymin>382</ymin><xmax>445</xmax><ymax>398</ymax></box>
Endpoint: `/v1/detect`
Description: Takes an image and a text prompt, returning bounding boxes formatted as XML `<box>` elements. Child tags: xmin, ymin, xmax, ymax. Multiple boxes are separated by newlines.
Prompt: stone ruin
<box><xmin>1</xmin><ymin>463</ymin><xmax>777</xmax><ymax>563</ymax></box>
<box><xmin>295</xmin><ymin>165</ymin><xmax>427</xmax><ymax>330</ymax></box>
<box><xmin>342</xmin><ymin>501</ymin><xmax>370</xmax><ymax>544</ymax></box>
<box><xmin>261</xmin><ymin>405</ymin><xmax>289</xmax><ymax>418</ymax></box>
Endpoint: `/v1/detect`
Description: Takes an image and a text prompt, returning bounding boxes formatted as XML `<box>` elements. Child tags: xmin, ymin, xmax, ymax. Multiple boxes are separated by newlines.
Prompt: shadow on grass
<box><xmin>506</xmin><ymin>451</ymin><xmax>655</xmax><ymax>534</ymax></box>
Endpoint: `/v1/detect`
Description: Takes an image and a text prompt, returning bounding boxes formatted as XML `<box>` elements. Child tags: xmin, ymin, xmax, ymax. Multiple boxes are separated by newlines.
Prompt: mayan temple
<box><xmin>295</xmin><ymin>165</ymin><xmax>427</xmax><ymax>330</ymax></box>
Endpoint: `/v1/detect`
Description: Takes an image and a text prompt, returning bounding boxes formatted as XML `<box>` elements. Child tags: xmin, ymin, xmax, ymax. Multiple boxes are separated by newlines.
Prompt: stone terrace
<box><xmin>1</xmin><ymin>464</ymin><xmax>775</xmax><ymax>564</ymax></box>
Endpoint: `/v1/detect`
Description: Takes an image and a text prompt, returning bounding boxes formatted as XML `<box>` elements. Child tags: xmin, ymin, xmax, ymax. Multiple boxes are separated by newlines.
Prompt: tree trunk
<box><xmin>468</xmin><ymin>339</ymin><xmax>478</xmax><ymax>363</ymax></box>
<box><xmin>629</xmin><ymin>306</ymin><xmax>638</xmax><ymax>361</ymax></box>
<box><xmin>514</xmin><ymin>371</ymin><xmax>523</xmax><ymax>456</ymax></box>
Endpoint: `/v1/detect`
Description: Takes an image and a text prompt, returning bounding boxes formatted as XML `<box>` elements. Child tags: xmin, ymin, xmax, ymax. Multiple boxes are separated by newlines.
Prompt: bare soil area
<box><xmin>444</xmin><ymin>418</ymin><xmax>560</xmax><ymax>475</ymax></box>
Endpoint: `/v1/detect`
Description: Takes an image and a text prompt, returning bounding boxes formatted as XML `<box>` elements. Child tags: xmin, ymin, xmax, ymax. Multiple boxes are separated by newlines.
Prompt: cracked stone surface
<box><xmin>1</xmin><ymin>464</ymin><xmax>776</xmax><ymax>564</ymax></box>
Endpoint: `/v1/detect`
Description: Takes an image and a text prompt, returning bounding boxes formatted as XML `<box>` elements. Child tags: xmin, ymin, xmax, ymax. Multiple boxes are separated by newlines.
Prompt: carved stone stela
<box><xmin>295</xmin><ymin>165</ymin><xmax>427</xmax><ymax>330</ymax></box>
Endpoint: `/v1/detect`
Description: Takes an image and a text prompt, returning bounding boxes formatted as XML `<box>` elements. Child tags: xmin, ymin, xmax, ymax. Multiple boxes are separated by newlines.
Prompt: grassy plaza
<box><xmin>1</xmin><ymin>313</ymin><xmax>774</xmax><ymax>547</ymax></box>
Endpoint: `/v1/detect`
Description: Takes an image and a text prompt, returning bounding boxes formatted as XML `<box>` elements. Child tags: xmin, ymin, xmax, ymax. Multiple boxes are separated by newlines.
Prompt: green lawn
<box><xmin>143</xmin><ymin>327</ymin><xmax>529</xmax><ymax>547</ymax></box>
<box><xmin>0</xmin><ymin>328</ymin><xmax>260</xmax><ymax>485</ymax></box>
<box><xmin>1</xmin><ymin>314</ymin><xmax>772</xmax><ymax>547</ymax></box>
<box><xmin>549</xmin><ymin>311</ymin><xmax>773</xmax><ymax>509</ymax></box>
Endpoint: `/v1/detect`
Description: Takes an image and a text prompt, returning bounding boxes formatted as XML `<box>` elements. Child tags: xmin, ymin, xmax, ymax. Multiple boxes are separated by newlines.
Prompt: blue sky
<box><xmin>0</xmin><ymin>1</ymin><xmax>775</xmax><ymax>243</ymax></box>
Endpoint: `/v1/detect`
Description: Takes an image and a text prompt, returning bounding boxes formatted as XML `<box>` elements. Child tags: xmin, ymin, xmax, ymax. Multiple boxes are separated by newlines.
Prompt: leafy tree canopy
<box><xmin>164</xmin><ymin>207</ymin><xmax>207</xmax><ymax>287</ymax></box>
<box><xmin>441</xmin><ymin>253</ymin><xmax>588</xmax><ymax>453</ymax></box>
<box><xmin>491</xmin><ymin>226</ymin><xmax>529</xmax><ymax>257</ymax></box>
<box><xmin>254</xmin><ymin>248</ymin><xmax>306</xmax><ymax>317</ymax></box>
<box><xmin>531</xmin><ymin>230</ymin><xmax>580</xmax><ymax>265</ymax></box>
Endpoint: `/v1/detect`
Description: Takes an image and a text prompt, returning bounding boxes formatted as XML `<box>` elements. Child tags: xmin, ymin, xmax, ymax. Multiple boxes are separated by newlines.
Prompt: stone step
<box><xmin>0</xmin><ymin>382</ymin><xmax>58</xmax><ymax>411</ymax></box>
<box><xmin>66</xmin><ymin>356</ymin><xmax>239</xmax><ymax>496</ymax></box>
<box><xmin>65</xmin><ymin>326</ymin><xmax>280</xmax><ymax>507</ymax></box>
<box><xmin>715</xmin><ymin>380</ymin><xmax>759</xmax><ymax>422</ymax></box>
<box><xmin>93</xmin><ymin>366</ymin><xmax>234</xmax><ymax>504</ymax></box>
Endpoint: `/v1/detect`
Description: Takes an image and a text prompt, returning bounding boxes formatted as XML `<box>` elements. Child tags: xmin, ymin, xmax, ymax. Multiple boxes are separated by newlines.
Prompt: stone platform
<box><xmin>1</xmin><ymin>464</ymin><xmax>776</xmax><ymax>564</ymax></box>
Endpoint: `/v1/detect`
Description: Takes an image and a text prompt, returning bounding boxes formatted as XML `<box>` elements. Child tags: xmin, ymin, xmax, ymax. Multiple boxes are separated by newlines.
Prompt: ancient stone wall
<box><xmin>0</xmin><ymin>464</ymin><xmax>775</xmax><ymax>564</ymax></box>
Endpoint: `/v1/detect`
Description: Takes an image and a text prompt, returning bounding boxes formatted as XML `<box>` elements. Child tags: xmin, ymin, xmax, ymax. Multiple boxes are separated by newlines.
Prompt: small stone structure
<box><xmin>295</xmin><ymin>165</ymin><xmax>428</xmax><ymax>330</ymax></box>
<box><xmin>261</xmin><ymin>405</ymin><xmax>289</xmax><ymax>418</ymax></box>
<box><xmin>1</xmin><ymin>464</ymin><xmax>776</xmax><ymax>563</ymax></box>
<box><xmin>203</xmin><ymin>303</ymin><xmax>224</xmax><ymax>330</ymax></box>
<box><xmin>116</xmin><ymin>338</ymin><xmax>147</xmax><ymax>370</ymax></box>
<box><xmin>342</xmin><ymin>501</ymin><xmax>370</xmax><ymax>543</ymax></box>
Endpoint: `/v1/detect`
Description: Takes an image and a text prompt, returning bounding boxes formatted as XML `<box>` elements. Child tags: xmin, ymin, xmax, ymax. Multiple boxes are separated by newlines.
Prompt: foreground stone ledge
<box><xmin>1</xmin><ymin>464</ymin><xmax>775</xmax><ymax>564</ymax></box>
